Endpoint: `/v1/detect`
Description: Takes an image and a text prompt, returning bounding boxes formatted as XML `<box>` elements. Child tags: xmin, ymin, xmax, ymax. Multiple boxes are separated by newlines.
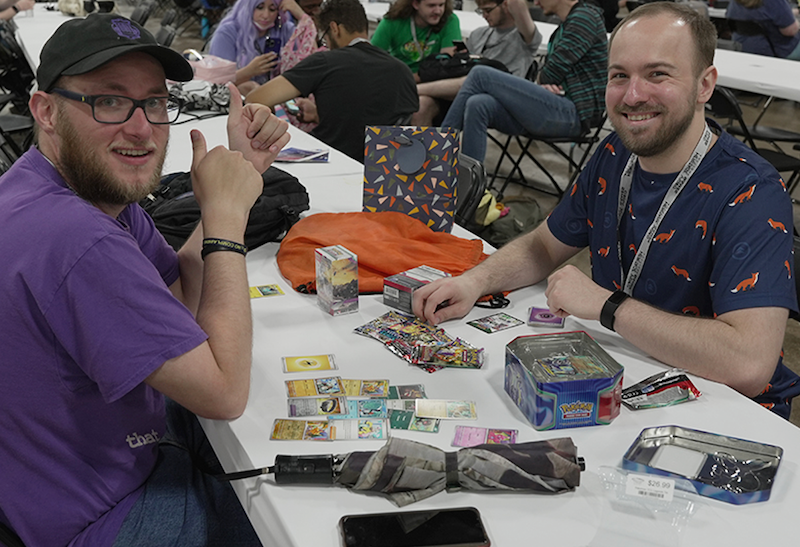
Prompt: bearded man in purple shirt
<box><xmin>0</xmin><ymin>13</ymin><xmax>289</xmax><ymax>546</ymax></box>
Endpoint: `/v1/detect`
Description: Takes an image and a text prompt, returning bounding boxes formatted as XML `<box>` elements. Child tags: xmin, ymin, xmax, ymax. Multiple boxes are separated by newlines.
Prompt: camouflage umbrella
<box><xmin>221</xmin><ymin>437</ymin><xmax>584</xmax><ymax>506</ymax></box>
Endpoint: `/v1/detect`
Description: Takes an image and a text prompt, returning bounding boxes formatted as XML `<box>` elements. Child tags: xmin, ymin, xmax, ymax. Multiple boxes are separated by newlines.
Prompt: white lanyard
<box><xmin>616</xmin><ymin>124</ymin><xmax>713</xmax><ymax>295</ymax></box>
<box><xmin>410</xmin><ymin>18</ymin><xmax>431</xmax><ymax>59</ymax></box>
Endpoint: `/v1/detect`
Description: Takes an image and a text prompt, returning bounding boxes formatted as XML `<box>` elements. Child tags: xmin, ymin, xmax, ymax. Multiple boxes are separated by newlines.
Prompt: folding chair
<box><xmin>0</xmin><ymin>112</ymin><xmax>33</xmax><ymax>159</ymax></box>
<box><xmin>706</xmin><ymin>86</ymin><xmax>800</xmax><ymax>193</ymax></box>
<box><xmin>488</xmin><ymin>113</ymin><xmax>607</xmax><ymax>200</ymax></box>
<box><xmin>155</xmin><ymin>24</ymin><xmax>177</xmax><ymax>47</ymax></box>
<box><xmin>718</xmin><ymin>94</ymin><xmax>800</xmax><ymax>153</ymax></box>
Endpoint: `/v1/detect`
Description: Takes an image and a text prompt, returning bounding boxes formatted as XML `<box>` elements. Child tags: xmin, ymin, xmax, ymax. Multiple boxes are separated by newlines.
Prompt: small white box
<box><xmin>315</xmin><ymin>245</ymin><xmax>358</xmax><ymax>316</ymax></box>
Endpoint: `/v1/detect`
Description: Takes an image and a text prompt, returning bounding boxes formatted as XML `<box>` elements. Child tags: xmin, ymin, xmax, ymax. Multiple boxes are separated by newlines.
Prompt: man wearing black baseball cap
<box><xmin>0</xmin><ymin>13</ymin><xmax>288</xmax><ymax>546</ymax></box>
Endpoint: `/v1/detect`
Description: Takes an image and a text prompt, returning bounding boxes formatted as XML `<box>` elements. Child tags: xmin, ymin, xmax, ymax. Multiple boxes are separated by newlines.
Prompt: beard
<box><xmin>612</xmin><ymin>85</ymin><xmax>697</xmax><ymax>158</ymax></box>
<box><xmin>55</xmin><ymin>111</ymin><xmax>166</xmax><ymax>207</ymax></box>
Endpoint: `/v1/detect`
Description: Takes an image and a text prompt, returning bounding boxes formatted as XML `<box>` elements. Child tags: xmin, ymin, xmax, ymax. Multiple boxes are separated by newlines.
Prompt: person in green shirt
<box><xmin>371</xmin><ymin>0</ymin><xmax>461</xmax><ymax>78</ymax></box>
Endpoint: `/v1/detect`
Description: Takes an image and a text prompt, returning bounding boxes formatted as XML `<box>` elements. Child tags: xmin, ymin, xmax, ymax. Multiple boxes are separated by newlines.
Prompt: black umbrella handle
<box><xmin>215</xmin><ymin>455</ymin><xmax>336</xmax><ymax>484</ymax></box>
<box><xmin>272</xmin><ymin>454</ymin><xmax>336</xmax><ymax>485</ymax></box>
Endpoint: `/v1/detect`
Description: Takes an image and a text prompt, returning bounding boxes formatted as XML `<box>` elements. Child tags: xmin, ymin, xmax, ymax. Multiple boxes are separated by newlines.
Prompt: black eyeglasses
<box><xmin>317</xmin><ymin>27</ymin><xmax>330</xmax><ymax>47</ymax></box>
<box><xmin>475</xmin><ymin>1</ymin><xmax>503</xmax><ymax>15</ymax></box>
<box><xmin>50</xmin><ymin>88</ymin><xmax>183</xmax><ymax>125</ymax></box>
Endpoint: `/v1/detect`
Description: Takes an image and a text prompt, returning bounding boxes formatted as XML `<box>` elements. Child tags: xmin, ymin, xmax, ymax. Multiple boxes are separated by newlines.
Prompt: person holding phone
<box><xmin>209</xmin><ymin>0</ymin><xmax>296</xmax><ymax>94</ymax></box>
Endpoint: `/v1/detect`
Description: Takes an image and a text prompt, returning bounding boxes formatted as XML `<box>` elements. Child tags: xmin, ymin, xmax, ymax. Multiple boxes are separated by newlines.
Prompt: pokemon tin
<box><xmin>504</xmin><ymin>332</ymin><xmax>623</xmax><ymax>430</ymax></box>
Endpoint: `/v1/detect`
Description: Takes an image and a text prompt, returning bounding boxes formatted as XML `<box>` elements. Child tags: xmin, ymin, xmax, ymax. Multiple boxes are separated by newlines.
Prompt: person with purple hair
<box><xmin>210</xmin><ymin>0</ymin><xmax>297</xmax><ymax>93</ymax></box>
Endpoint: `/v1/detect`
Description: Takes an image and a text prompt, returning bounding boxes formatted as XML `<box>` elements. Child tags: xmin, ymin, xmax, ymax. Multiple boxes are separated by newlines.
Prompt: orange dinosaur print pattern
<box><xmin>728</xmin><ymin>184</ymin><xmax>755</xmax><ymax>207</ymax></box>
<box><xmin>731</xmin><ymin>273</ymin><xmax>759</xmax><ymax>293</ymax></box>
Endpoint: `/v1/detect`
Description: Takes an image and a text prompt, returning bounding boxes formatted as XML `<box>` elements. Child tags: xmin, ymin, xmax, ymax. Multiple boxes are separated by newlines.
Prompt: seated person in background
<box><xmin>442</xmin><ymin>0</ymin><xmax>607</xmax><ymax>162</ymax></box>
<box><xmin>0</xmin><ymin>0</ymin><xmax>33</xmax><ymax>20</ymax></box>
<box><xmin>415</xmin><ymin>2</ymin><xmax>800</xmax><ymax>419</ymax></box>
<box><xmin>209</xmin><ymin>0</ymin><xmax>296</xmax><ymax>94</ymax></box>
<box><xmin>278</xmin><ymin>0</ymin><xmax>328</xmax><ymax>131</ymax></box>
<box><xmin>413</xmin><ymin>0</ymin><xmax>542</xmax><ymax>125</ymax></box>
<box><xmin>246</xmin><ymin>0</ymin><xmax>419</xmax><ymax>162</ymax></box>
<box><xmin>727</xmin><ymin>0</ymin><xmax>800</xmax><ymax>59</ymax></box>
<box><xmin>0</xmin><ymin>13</ymin><xmax>289</xmax><ymax>545</ymax></box>
<box><xmin>281</xmin><ymin>0</ymin><xmax>327</xmax><ymax>72</ymax></box>
<box><xmin>371</xmin><ymin>0</ymin><xmax>462</xmax><ymax>79</ymax></box>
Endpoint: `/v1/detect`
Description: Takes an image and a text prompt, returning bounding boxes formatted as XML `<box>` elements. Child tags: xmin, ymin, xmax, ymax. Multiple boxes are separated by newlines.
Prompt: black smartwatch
<box><xmin>600</xmin><ymin>290</ymin><xmax>629</xmax><ymax>332</ymax></box>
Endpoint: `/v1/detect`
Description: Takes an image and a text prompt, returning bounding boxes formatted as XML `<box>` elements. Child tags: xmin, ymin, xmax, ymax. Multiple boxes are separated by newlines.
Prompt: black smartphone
<box><xmin>264</xmin><ymin>37</ymin><xmax>282</xmax><ymax>56</ymax></box>
<box><xmin>453</xmin><ymin>40</ymin><xmax>468</xmax><ymax>53</ymax></box>
<box><xmin>339</xmin><ymin>507</ymin><xmax>490</xmax><ymax>547</ymax></box>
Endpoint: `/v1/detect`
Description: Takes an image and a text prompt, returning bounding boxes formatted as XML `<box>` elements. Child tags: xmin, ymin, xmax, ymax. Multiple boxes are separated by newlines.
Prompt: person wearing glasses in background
<box><xmin>371</xmin><ymin>0</ymin><xmax>461</xmax><ymax>79</ymax></box>
<box><xmin>0</xmin><ymin>13</ymin><xmax>289</xmax><ymax>546</ymax></box>
<box><xmin>413</xmin><ymin>0</ymin><xmax>542</xmax><ymax>125</ymax></box>
<box><xmin>247</xmin><ymin>0</ymin><xmax>418</xmax><ymax>162</ymax></box>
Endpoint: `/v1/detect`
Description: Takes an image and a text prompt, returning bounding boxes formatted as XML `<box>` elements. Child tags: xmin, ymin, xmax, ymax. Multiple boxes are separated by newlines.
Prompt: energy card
<box><xmin>287</xmin><ymin>397</ymin><xmax>347</xmax><ymax>417</ymax></box>
<box><xmin>285</xmin><ymin>377</ymin><xmax>345</xmax><ymax>398</ymax></box>
<box><xmin>330</xmin><ymin>418</ymin><xmax>390</xmax><ymax>440</ymax></box>
<box><xmin>328</xmin><ymin>398</ymin><xmax>388</xmax><ymax>420</ymax></box>
<box><xmin>452</xmin><ymin>426</ymin><xmax>518</xmax><ymax>447</ymax></box>
<box><xmin>282</xmin><ymin>354</ymin><xmax>337</xmax><ymax>373</ymax></box>
<box><xmin>342</xmin><ymin>379</ymin><xmax>390</xmax><ymax>398</ymax></box>
<box><xmin>249</xmin><ymin>284</ymin><xmax>284</xmax><ymax>298</ymax></box>
<box><xmin>527</xmin><ymin>307</ymin><xmax>565</xmax><ymax>328</ymax></box>
<box><xmin>270</xmin><ymin>419</ymin><xmax>332</xmax><ymax>441</ymax></box>
<box><xmin>415</xmin><ymin>399</ymin><xmax>477</xmax><ymax>420</ymax></box>
<box><xmin>467</xmin><ymin>312</ymin><xmax>524</xmax><ymax>333</ymax></box>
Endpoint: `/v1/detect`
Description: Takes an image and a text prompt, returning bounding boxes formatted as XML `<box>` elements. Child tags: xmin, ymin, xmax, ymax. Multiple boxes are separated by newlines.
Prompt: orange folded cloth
<box><xmin>276</xmin><ymin>211</ymin><xmax>489</xmax><ymax>293</ymax></box>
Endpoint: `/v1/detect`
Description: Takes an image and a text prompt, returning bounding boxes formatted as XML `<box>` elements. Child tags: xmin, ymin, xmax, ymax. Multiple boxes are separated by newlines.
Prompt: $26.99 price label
<box><xmin>625</xmin><ymin>473</ymin><xmax>675</xmax><ymax>502</ymax></box>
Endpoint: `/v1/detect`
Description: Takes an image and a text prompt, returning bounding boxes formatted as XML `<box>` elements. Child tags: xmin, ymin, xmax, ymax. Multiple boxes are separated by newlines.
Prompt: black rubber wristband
<box><xmin>201</xmin><ymin>238</ymin><xmax>248</xmax><ymax>260</ymax></box>
<box><xmin>600</xmin><ymin>290</ymin><xmax>629</xmax><ymax>332</ymax></box>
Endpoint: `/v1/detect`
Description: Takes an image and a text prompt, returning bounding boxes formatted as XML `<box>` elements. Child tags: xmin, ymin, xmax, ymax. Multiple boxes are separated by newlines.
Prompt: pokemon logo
<box><xmin>559</xmin><ymin>401</ymin><xmax>594</xmax><ymax>419</ymax></box>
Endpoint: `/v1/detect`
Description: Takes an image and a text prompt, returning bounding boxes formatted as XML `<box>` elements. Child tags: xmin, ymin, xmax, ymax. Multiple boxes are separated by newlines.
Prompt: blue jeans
<box><xmin>113</xmin><ymin>400</ymin><xmax>262</xmax><ymax>546</ymax></box>
<box><xmin>442</xmin><ymin>65</ymin><xmax>584</xmax><ymax>162</ymax></box>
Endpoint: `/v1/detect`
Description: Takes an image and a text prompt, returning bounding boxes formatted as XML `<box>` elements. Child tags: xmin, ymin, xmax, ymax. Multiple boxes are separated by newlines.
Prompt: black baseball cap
<box><xmin>37</xmin><ymin>13</ymin><xmax>194</xmax><ymax>92</ymax></box>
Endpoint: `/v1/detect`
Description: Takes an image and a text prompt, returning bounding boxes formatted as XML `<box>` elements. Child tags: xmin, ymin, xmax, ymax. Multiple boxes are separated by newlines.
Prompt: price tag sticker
<box><xmin>625</xmin><ymin>473</ymin><xmax>675</xmax><ymax>502</ymax></box>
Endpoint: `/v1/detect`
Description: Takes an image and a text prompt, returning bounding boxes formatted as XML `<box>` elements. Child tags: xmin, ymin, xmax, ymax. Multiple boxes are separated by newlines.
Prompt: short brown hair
<box><xmin>319</xmin><ymin>0</ymin><xmax>368</xmax><ymax>34</ymax></box>
<box><xmin>609</xmin><ymin>2</ymin><xmax>717</xmax><ymax>76</ymax></box>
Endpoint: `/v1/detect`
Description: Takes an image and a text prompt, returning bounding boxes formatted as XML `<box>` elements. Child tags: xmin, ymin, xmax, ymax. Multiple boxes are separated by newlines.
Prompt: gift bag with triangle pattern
<box><xmin>363</xmin><ymin>126</ymin><xmax>460</xmax><ymax>233</ymax></box>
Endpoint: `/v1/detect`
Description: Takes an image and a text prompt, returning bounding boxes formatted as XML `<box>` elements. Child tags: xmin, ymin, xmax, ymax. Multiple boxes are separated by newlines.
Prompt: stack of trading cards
<box><xmin>355</xmin><ymin>311</ymin><xmax>484</xmax><ymax>372</ymax></box>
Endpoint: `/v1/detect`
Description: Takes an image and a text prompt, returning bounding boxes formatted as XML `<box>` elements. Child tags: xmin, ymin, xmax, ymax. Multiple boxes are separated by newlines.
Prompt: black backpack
<box><xmin>417</xmin><ymin>52</ymin><xmax>509</xmax><ymax>83</ymax></box>
<box><xmin>140</xmin><ymin>166</ymin><xmax>310</xmax><ymax>251</ymax></box>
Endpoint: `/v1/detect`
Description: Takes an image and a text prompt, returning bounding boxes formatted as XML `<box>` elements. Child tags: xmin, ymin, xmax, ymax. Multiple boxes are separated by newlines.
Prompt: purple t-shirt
<box><xmin>0</xmin><ymin>149</ymin><xmax>208</xmax><ymax>546</ymax></box>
